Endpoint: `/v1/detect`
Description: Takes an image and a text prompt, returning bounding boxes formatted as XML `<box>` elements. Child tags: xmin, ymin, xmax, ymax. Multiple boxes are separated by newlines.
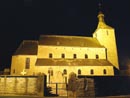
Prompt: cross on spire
<box><xmin>98</xmin><ymin>0</ymin><xmax>103</xmax><ymax>12</ymax></box>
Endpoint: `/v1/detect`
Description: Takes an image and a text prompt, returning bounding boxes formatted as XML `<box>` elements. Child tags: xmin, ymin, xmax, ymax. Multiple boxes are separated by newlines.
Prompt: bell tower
<box><xmin>93</xmin><ymin>12</ymin><xmax>119</xmax><ymax>69</ymax></box>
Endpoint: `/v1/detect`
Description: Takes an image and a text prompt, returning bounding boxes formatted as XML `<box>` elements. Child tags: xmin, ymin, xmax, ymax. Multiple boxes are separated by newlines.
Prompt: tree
<box><xmin>68</xmin><ymin>72</ymin><xmax>78</xmax><ymax>98</ymax></box>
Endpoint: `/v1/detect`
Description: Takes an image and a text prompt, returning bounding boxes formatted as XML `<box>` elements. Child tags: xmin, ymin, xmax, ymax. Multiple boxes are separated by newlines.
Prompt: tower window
<box><xmin>25</xmin><ymin>58</ymin><xmax>30</xmax><ymax>69</ymax></box>
<box><xmin>96</xmin><ymin>54</ymin><xmax>99</xmax><ymax>59</ymax></box>
<box><xmin>73</xmin><ymin>54</ymin><xmax>77</xmax><ymax>59</ymax></box>
<box><xmin>106</xmin><ymin>30</ymin><xmax>109</xmax><ymax>35</ymax></box>
<box><xmin>61</xmin><ymin>54</ymin><xmax>65</xmax><ymax>58</ymax></box>
<box><xmin>63</xmin><ymin>69</ymin><xmax>67</xmax><ymax>75</ymax></box>
<box><xmin>78</xmin><ymin>69</ymin><xmax>81</xmax><ymax>75</ymax></box>
<box><xmin>85</xmin><ymin>54</ymin><xmax>88</xmax><ymax>59</ymax></box>
<box><xmin>103</xmin><ymin>69</ymin><xmax>107</xmax><ymax>74</ymax></box>
<box><xmin>49</xmin><ymin>53</ymin><xmax>53</xmax><ymax>58</ymax></box>
<box><xmin>90</xmin><ymin>69</ymin><xmax>94</xmax><ymax>75</ymax></box>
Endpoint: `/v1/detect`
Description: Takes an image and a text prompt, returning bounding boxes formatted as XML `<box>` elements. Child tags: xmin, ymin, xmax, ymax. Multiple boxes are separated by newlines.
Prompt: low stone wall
<box><xmin>0</xmin><ymin>75</ymin><xmax>44</xmax><ymax>97</ymax></box>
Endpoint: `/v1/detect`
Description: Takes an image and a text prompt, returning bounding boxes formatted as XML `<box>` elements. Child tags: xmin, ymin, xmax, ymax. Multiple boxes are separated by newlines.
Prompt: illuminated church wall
<box><xmin>34</xmin><ymin>66</ymin><xmax>114</xmax><ymax>83</ymax></box>
<box><xmin>11</xmin><ymin>45</ymin><xmax>112</xmax><ymax>76</ymax></box>
<box><xmin>11</xmin><ymin>55</ymin><xmax>37</xmax><ymax>75</ymax></box>
<box><xmin>11</xmin><ymin>54</ymin><xmax>114</xmax><ymax>83</ymax></box>
<box><xmin>38</xmin><ymin>45</ymin><xmax>106</xmax><ymax>59</ymax></box>
<box><xmin>93</xmin><ymin>29</ymin><xmax>119</xmax><ymax>69</ymax></box>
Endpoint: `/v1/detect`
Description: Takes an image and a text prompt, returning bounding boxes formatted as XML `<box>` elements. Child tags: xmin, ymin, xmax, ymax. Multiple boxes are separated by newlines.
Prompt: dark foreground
<box><xmin>0</xmin><ymin>95</ymin><xmax>130</xmax><ymax>98</ymax></box>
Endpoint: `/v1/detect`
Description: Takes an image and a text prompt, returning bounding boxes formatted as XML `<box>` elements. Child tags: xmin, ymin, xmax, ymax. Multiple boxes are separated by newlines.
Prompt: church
<box><xmin>10</xmin><ymin>11</ymin><xmax>119</xmax><ymax>83</ymax></box>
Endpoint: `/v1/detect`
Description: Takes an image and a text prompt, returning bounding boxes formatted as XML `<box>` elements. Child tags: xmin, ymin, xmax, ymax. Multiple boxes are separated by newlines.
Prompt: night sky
<box><xmin>0</xmin><ymin>0</ymin><xmax>130</xmax><ymax>70</ymax></box>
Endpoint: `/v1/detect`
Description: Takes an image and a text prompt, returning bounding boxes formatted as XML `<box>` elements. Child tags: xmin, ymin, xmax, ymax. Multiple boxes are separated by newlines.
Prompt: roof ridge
<box><xmin>40</xmin><ymin>35</ymin><xmax>93</xmax><ymax>39</ymax></box>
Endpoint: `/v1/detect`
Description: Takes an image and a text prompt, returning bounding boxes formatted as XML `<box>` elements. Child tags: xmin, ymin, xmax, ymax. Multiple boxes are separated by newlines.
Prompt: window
<box><xmin>103</xmin><ymin>69</ymin><xmax>107</xmax><ymax>74</ymax></box>
<box><xmin>49</xmin><ymin>53</ymin><xmax>53</xmax><ymax>58</ymax></box>
<box><xmin>106</xmin><ymin>30</ymin><xmax>109</xmax><ymax>35</ymax></box>
<box><xmin>62</xmin><ymin>54</ymin><xmax>65</xmax><ymax>58</ymax></box>
<box><xmin>48</xmin><ymin>68</ymin><xmax>53</xmax><ymax>76</ymax></box>
<box><xmin>13</xmin><ymin>69</ymin><xmax>15</xmax><ymax>74</ymax></box>
<box><xmin>50</xmin><ymin>70</ymin><xmax>53</xmax><ymax>76</ymax></box>
<box><xmin>73</xmin><ymin>54</ymin><xmax>77</xmax><ymax>58</ymax></box>
<box><xmin>63</xmin><ymin>69</ymin><xmax>67</xmax><ymax>75</ymax></box>
<box><xmin>90</xmin><ymin>69</ymin><xmax>94</xmax><ymax>75</ymax></box>
<box><xmin>96</xmin><ymin>54</ymin><xmax>99</xmax><ymax>59</ymax></box>
<box><xmin>48</xmin><ymin>70</ymin><xmax>50</xmax><ymax>74</ymax></box>
<box><xmin>25</xmin><ymin>58</ymin><xmax>30</xmax><ymax>69</ymax></box>
<box><xmin>78</xmin><ymin>69</ymin><xmax>81</xmax><ymax>75</ymax></box>
<box><xmin>85</xmin><ymin>54</ymin><xmax>88</xmax><ymax>59</ymax></box>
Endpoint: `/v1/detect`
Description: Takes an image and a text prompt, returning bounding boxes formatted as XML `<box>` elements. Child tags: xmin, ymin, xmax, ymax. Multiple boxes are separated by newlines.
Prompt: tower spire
<box><xmin>98</xmin><ymin>1</ymin><xmax>102</xmax><ymax>12</ymax></box>
<box><xmin>96</xmin><ymin>1</ymin><xmax>112</xmax><ymax>29</ymax></box>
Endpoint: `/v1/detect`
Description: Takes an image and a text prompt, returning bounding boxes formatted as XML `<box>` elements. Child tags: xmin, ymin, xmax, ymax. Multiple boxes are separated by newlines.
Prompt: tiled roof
<box><xmin>39</xmin><ymin>35</ymin><xmax>103</xmax><ymax>48</ymax></box>
<box><xmin>35</xmin><ymin>58</ymin><xmax>113</xmax><ymax>66</ymax></box>
<box><xmin>14</xmin><ymin>40</ymin><xmax>38</xmax><ymax>55</ymax></box>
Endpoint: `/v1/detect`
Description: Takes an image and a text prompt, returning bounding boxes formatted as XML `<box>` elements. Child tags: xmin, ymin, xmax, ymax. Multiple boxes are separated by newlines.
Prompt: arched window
<box><xmin>78</xmin><ymin>69</ymin><xmax>81</xmax><ymax>75</ymax></box>
<box><xmin>63</xmin><ymin>69</ymin><xmax>67</xmax><ymax>75</ymax></box>
<box><xmin>85</xmin><ymin>54</ymin><xmax>88</xmax><ymax>59</ymax></box>
<box><xmin>62</xmin><ymin>54</ymin><xmax>65</xmax><ymax>58</ymax></box>
<box><xmin>90</xmin><ymin>69</ymin><xmax>94</xmax><ymax>75</ymax></box>
<box><xmin>73</xmin><ymin>54</ymin><xmax>77</xmax><ymax>58</ymax></box>
<box><xmin>96</xmin><ymin>54</ymin><xmax>99</xmax><ymax>59</ymax></box>
<box><xmin>103</xmin><ymin>69</ymin><xmax>107</xmax><ymax>74</ymax></box>
<box><xmin>49</xmin><ymin>53</ymin><xmax>53</xmax><ymax>58</ymax></box>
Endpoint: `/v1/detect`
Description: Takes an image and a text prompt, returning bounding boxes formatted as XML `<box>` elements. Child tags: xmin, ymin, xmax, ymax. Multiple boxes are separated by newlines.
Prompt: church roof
<box><xmin>14</xmin><ymin>40</ymin><xmax>38</xmax><ymax>55</ymax></box>
<box><xmin>35</xmin><ymin>58</ymin><xmax>113</xmax><ymax>66</ymax></box>
<box><xmin>39</xmin><ymin>35</ymin><xmax>103</xmax><ymax>47</ymax></box>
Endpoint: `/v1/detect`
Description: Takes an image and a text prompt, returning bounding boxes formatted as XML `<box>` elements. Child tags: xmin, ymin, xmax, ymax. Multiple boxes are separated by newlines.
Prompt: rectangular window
<box><xmin>90</xmin><ymin>69</ymin><xmax>94</xmax><ymax>75</ymax></box>
<box><xmin>63</xmin><ymin>69</ymin><xmax>67</xmax><ymax>74</ymax></box>
<box><xmin>85</xmin><ymin>54</ymin><xmax>88</xmax><ymax>59</ymax></box>
<box><xmin>73</xmin><ymin>54</ymin><xmax>77</xmax><ymax>59</ymax></box>
<box><xmin>13</xmin><ymin>69</ymin><xmax>15</xmax><ymax>74</ymax></box>
<box><xmin>25</xmin><ymin>58</ymin><xmax>30</xmax><ymax>69</ymax></box>
<box><xmin>78</xmin><ymin>69</ymin><xmax>81</xmax><ymax>75</ymax></box>
<box><xmin>103</xmin><ymin>69</ymin><xmax>107</xmax><ymax>74</ymax></box>
<box><xmin>49</xmin><ymin>53</ymin><xmax>53</xmax><ymax>58</ymax></box>
<box><xmin>62</xmin><ymin>54</ymin><xmax>65</xmax><ymax>58</ymax></box>
<box><xmin>96</xmin><ymin>54</ymin><xmax>99</xmax><ymax>59</ymax></box>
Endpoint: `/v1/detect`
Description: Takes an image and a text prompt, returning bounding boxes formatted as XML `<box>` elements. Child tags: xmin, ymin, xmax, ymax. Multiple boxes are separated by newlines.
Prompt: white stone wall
<box><xmin>0</xmin><ymin>76</ymin><xmax>44</xmax><ymax>96</ymax></box>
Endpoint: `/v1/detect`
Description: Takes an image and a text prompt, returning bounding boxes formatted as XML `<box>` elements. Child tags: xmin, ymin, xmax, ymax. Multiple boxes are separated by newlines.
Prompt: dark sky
<box><xmin>0</xmin><ymin>0</ymin><xmax>130</xmax><ymax>70</ymax></box>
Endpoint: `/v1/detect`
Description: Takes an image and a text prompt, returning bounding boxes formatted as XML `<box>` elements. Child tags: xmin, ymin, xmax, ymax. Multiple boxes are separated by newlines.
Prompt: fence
<box><xmin>46</xmin><ymin>83</ymin><xmax>67</xmax><ymax>97</ymax></box>
<box><xmin>46</xmin><ymin>78</ymin><xmax>95</xmax><ymax>97</ymax></box>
